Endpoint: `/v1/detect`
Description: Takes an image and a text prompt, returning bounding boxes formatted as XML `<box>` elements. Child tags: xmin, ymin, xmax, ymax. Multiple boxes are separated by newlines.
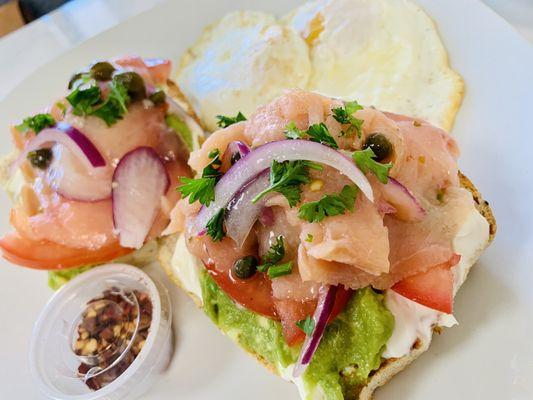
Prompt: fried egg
<box><xmin>285</xmin><ymin>0</ymin><xmax>463</xmax><ymax>131</ymax></box>
<box><xmin>176</xmin><ymin>11</ymin><xmax>311</xmax><ymax>131</ymax></box>
<box><xmin>176</xmin><ymin>0</ymin><xmax>464</xmax><ymax>132</ymax></box>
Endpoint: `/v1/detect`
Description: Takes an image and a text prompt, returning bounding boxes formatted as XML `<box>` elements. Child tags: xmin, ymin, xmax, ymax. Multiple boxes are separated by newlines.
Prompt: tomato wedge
<box><xmin>392</xmin><ymin>254</ymin><xmax>460</xmax><ymax>314</ymax></box>
<box><xmin>275</xmin><ymin>286</ymin><xmax>353</xmax><ymax>346</ymax></box>
<box><xmin>204</xmin><ymin>261</ymin><xmax>277</xmax><ymax>318</ymax></box>
<box><xmin>0</xmin><ymin>232</ymin><xmax>133</xmax><ymax>270</ymax></box>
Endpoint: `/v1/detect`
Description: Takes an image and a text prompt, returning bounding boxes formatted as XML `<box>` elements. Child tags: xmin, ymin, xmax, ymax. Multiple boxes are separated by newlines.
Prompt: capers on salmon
<box><xmin>113</xmin><ymin>72</ymin><xmax>146</xmax><ymax>101</ymax></box>
<box><xmin>149</xmin><ymin>90</ymin><xmax>166</xmax><ymax>105</ymax></box>
<box><xmin>232</xmin><ymin>256</ymin><xmax>258</xmax><ymax>279</ymax></box>
<box><xmin>363</xmin><ymin>133</ymin><xmax>393</xmax><ymax>162</ymax></box>
<box><xmin>90</xmin><ymin>61</ymin><xmax>116</xmax><ymax>81</ymax></box>
<box><xmin>27</xmin><ymin>148</ymin><xmax>52</xmax><ymax>169</ymax></box>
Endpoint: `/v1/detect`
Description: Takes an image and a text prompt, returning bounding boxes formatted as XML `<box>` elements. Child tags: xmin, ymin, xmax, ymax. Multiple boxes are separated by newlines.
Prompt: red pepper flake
<box><xmin>74</xmin><ymin>288</ymin><xmax>152</xmax><ymax>391</ymax></box>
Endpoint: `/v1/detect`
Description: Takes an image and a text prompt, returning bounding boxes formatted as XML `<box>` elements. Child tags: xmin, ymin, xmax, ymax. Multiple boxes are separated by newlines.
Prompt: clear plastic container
<box><xmin>29</xmin><ymin>263</ymin><xmax>173</xmax><ymax>400</ymax></box>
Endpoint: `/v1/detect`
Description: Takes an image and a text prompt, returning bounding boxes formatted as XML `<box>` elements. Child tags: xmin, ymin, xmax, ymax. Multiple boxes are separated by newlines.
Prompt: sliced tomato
<box><xmin>204</xmin><ymin>261</ymin><xmax>277</xmax><ymax>318</ymax></box>
<box><xmin>0</xmin><ymin>232</ymin><xmax>133</xmax><ymax>270</ymax></box>
<box><xmin>275</xmin><ymin>286</ymin><xmax>353</xmax><ymax>346</ymax></box>
<box><xmin>392</xmin><ymin>254</ymin><xmax>460</xmax><ymax>314</ymax></box>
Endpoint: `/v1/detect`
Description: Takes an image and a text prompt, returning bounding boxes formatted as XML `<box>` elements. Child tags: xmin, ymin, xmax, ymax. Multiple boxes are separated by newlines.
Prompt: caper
<box><xmin>149</xmin><ymin>90</ymin><xmax>166</xmax><ymax>105</ymax></box>
<box><xmin>90</xmin><ymin>61</ymin><xmax>116</xmax><ymax>81</ymax></box>
<box><xmin>27</xmin><ymin>148</ymin><xmax>52</xmax><ymax>169</ymax></box>
<box><xmin>113</xmin><ymin>72</ymin><xmax>146</xmax><ymax>101</ymax></box>
<box><xmin>363</xmin><ymin>133</ymin><xmax>393</xmax><ymax>162</ymax></box>
<box><xmin>232</xmin><ymin>256</ymin><xmax>258</xmax><ymax>280</ymax></box>
<box><xmin>68</xmin><ymin>72</ymin><xmax>84</xmax><ymax>90</ymax></box>
<box><xmin>230</xmin><ymin>152</ymin><xmax>241</xmax><ymax>165</ymax></box>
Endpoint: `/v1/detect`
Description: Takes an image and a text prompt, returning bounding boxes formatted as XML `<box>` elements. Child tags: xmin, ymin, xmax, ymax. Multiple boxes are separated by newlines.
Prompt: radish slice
<box><xmin>12</xmin><ymin>122</ymin><xmax>106</xmax><ymax>173</ymax></box>
<box><xmin>193</xmin><ymin>140</ymin><xmax>373</xmax><ymax>236</ymax></box>
<box><xmin>381</xmin><ymin>178</ymin><xmax>426</xmax><ymax>221</ymax></box>
<box><xmin>112</xmin><ymin>147</ymin><xmax>170</xmax><ymax>249</ymax></box>
<box><xmin>293</xmin><ymin>285</ymin><xmax>338</xmax><ymax>378</ymax></box>
<box><xmin>226</xmin><ymin>170</ymin><xmax>269</xmax><ymax>247</ymax></box>
<box><xmin>47</xmin><ymin>144</ymin><xmax>113</xmax><ymax>202</ymax></box>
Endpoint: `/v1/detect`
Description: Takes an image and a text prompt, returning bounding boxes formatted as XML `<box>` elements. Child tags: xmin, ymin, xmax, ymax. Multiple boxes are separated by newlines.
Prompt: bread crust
<box><xmin>158</xmin><ymin>176</ymin><xmax>496</xmax><ymax>399</ymax></box>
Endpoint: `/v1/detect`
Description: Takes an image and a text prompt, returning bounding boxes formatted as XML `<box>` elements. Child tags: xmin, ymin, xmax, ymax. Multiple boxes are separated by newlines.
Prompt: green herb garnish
<box><xmin>298</xmin><ymin>185</ymin><xmax>358</xmax><ymax>223</ymax></box>
<box><xmin>16</xmin><ymin>113</ymin><xmax>56</xmax><ymax>134</ymax></box>
<box><xmin>332</xmin><ymin>100</ymin><xmax>364</xmax><ymax>137</ymax></box>
<box><xmin>252</xmin><ymin>160</ymin><xmax>323</xmax><ymax>207</ymax></box>
<box><xmin>284</xmin><ymin>122</ymin><xmax>305</xmax><ymax>140</ymax></box>
<box><xmin>206</xmin><ymin>208</ymin><xmax>226</xmax><ymax>242</ymax></box>
<box><xmin>267</xmin><ymin>261</ymin><xmax>293</xmax><ymax>279</ymax></box>
<box><xmin>216</xmin><ymin>112</ymin><xmax>247</xmax><ymax>128</ymax></box>
<box><xmin>258</xmin><ymin>236</ymin><xmax>285</xmax><ymax>272</ymax></box>
<box><xmin>296</xmin><ymin>315</ymin><xmax>315</xmax><ymax>336</ymax></box>
<box><xmin>305</xmin><ymin>233</ymin><xmax>314</xmax><ymax>242</ymax></box>
<box><xmin>66</xmin><ymin>86</ymin><xmax>101</xmax><ymax>116</ymax></box>
<box><xmin>166</xmin><ymin>113</ymin><xmax>194</xmax><ymax>150</ymax></box>
<box><xmin>178</xmin><ymin>149</ymin><xmax>222</xmax><ymax>206</ymax></box>
<box><xmin>352</xmin><ymin>147</ymin><xmax>392</xmax><ymax>184</ymax></box>
<box><xmin>284</xmin><ymin>122</ymin><xmax>338</xmax><ymax>149</ymax></box>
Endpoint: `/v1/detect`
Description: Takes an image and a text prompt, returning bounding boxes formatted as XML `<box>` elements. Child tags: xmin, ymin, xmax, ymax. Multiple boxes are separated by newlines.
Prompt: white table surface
<box><xmin>0</xmin><ymin>0</ymin><xmax>532</xmax><ymax>101</ymax></box>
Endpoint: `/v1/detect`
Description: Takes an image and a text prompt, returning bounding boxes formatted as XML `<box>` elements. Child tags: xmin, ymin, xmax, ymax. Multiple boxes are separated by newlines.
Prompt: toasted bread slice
<box><xmin>158</xmin><ymin>173</ymin><xmax>496</xmax><ymax>399</ymax></box>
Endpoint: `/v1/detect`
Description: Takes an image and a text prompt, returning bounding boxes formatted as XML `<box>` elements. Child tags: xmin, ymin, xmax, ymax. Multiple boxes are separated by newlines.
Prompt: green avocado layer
<box><xmin>200</xmin><ymin>271</ymin><xmax>394</xmax><ymax>399</ymax></box>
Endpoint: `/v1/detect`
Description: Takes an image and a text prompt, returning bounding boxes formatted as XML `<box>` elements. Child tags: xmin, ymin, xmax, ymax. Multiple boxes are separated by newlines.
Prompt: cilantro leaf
<box><xmin>306</xmin><ymin>123</ymin><xmax>339</xmax><ymax>149</ymax></box>
<box><xmin>267</xmin><ymin>261</ymin><xmax>293</xmax><ymax>279</ymax></box>
<box><xmin>332</xmin><ymin>100</ymin><xmax>364</xmax><ymax>138</ymax></box>
<box><xmin>252</xmin><ymin>160</ymin><xmax>323</xmax><ymax>207</ymax></box>
<box><xmin>66</xmin><ymin>86</ymin><xmax>101</xmax><ymax>116</ymax></box>
<box><xmin>216</xmin><ymin>112</ymin><xmax>246</xmax><ymax>128</ymax></box>
<box><xmin>16</xmin><ymin>113</ymin><xmax>56</xmax><ymax>134</ymax></box>
<box><xmin>284</xmin><ymin>122</ymin><xmax>305</xmax><ymax>140</ymax></box>
<box><xmin>352</xmin><ymin>148</ymin><xmax>392</xmax><ymax>184</ymax></box>
<box><xmin>258</xmin><ymin>236</ymin><xmax>285</xmax><ymax>272</ymax></box>
<box><xmin>284</xmin><ymin>122</ymin><xmax>339</xmax><ymax>149</ymax></box>
<box><xmin>206</xmin><ymin>208</ymin><xmax>225</xmax><ymax>241</ymax></box>
<box><xmin>178</xmin><ymin>177</ymin><xmax>217</xmax><ymax>206</ymax></box>
<box><xmin>296</xmin><ymin>315</ymin><xmax>315</xmax><ymax>336</ymax></box>
<box><xmin>177</xmin><ymin>148</ymin><xmax>222</xmax><ymax>206</ymax></box>
<box><xmin>298</xmin><ymin>185</ymin><xmax>358</xmax><ymax>223</ymax></box>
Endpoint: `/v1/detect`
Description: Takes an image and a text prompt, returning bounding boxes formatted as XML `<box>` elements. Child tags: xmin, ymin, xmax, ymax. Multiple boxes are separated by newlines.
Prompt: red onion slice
<box><xmin>381</xmin><ymin>178</ymin><xmax>426</xmax><ymax>221</ymax></box>
<box><xmin>226</xmin><ymin>170</ymin><xmax>269</xmax><ymax>247</ymax></box>
<box><xmin>47</xmin><ymin>144</ymin><xmax>113</xmax><ymax>202</ymax></box>
<box><xmin>193</xmin><ymin>140</ymin><xmax>373</xmax><ymax>235</ymax></box>
<box><xmin>112</xmin><ymin>147</ymin><xmax>170</xmax><ymax>249</ymax></box>
<box><xmin>293</xmin><ymin>285</ymin><xmax>338</xmax><ymax>378</ymax></box>
<box><xmin>12</xmin><ymin>122</ymin><xmax>106</xmax><ymax>173</ymax></box>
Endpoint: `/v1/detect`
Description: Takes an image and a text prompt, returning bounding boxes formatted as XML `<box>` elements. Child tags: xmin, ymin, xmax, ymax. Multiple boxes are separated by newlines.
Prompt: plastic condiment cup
<box><xmin>29</xmin><ymin>263</ymin><xmax>173</xmax><ymax>400</ymax></box>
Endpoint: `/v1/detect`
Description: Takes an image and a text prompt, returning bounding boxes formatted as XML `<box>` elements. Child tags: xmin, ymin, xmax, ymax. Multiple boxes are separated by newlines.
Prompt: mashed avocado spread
<box><xmin>200</xmin><ymin>271</ymin><xmax>394</xmax><ymax>399</ymax></box>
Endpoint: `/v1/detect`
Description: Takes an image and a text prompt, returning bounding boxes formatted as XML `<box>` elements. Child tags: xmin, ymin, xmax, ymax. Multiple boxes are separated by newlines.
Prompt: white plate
<box><xmin>0</xmin><ymin>1</ymin><xmax>532</xmax><ymax>399</ymax></box>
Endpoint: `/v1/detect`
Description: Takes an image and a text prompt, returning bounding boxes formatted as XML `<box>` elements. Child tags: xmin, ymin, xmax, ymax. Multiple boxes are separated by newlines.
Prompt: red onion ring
<box><xmin>193</xmin><ymin>140</ymin><xmax>373</xmax><ymax>236</ymax></box>
<box><xmin>11</xmin><ymin>122</ymin><xmax>106</xmax><ymax>173</ymax></box>
<box><xmin>381</xmin><ymin>178</ymin><xmax>426</xmax><ymax>221</ymax></box>
<box><xmin>293</xmin><ymin>285</ymin><xmax>338</xmax><ymax>377</ymax></box>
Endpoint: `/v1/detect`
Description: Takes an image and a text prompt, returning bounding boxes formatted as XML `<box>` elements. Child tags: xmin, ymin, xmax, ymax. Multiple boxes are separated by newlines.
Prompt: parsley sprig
<box><xmin>298</xmin><ymin>185</ymin><xmax>358</xmax><ymax>223</ymax></box>
<box><xmin>284</xmin><ymin>122</ymin><xmax>339</xmax><ymax>149</ymax></box>
<box><xmin>16</xmin><ymin>113</ymin><xmax>56</xmax><ymax>134</ymax></box>
<box><xmin>216</xmin><ymin>112</ymin><xmax>247</xmax><ymax>128</ymax></box>
<box><xmin>66</xmin><ymin>79</ymin><xmax>130</xmax><ymax>126</ymax></box>
<box><xmin>296</xmin><ymin>316</ymin><xmax>315</xmax><ymax>336</ymax></box>
<box><xmin>178</xmin><ymin>149</ymin><xmax>222</xmax><ymax>206</ymax></box>
<box><xmin>252</xmin><ymin>160</ymin><xmax>323</xmax><ymax>207</ymax></box>
<box><xmin>331</xmin><ymin>100</ymin><xmax>364</xmax><ymax>138</ymax></box>
<box><xmin>258</xmin><ymin>236</ymin><xmax>285</xmax><ymax>272</ymax></box>
<box><xmin>352</xmin><ymin>148</ymin><xmax>392</xmax><ymax>184</ymax></box>
<box><xmin>256</xmin><ymin>236</ymin><xmax>293</xmax><ymax>279</ymax></box>
<box><xmin>205</xmin><ymin>208</ymin><xmax>225</xmax><ymax>242</ymax></box>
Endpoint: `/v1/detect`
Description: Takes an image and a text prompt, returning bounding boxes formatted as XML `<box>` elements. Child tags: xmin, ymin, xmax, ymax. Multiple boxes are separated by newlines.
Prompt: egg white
<box><xmin>176</xmin><ymin>11</ymin><xmax>311</xmax><ymax>131</ymax></box>
<box><xmin>285</xmin><ymin>0</ymin><xmax>464</xmax><ymax>131</ymax></box>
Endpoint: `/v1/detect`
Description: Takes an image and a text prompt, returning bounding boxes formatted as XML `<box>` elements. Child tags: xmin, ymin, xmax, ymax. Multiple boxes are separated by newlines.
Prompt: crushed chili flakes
<box><xmin>74</xmin><ymin>288</ymin><xmax>152</xmax><ymax>391</ymax></box>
